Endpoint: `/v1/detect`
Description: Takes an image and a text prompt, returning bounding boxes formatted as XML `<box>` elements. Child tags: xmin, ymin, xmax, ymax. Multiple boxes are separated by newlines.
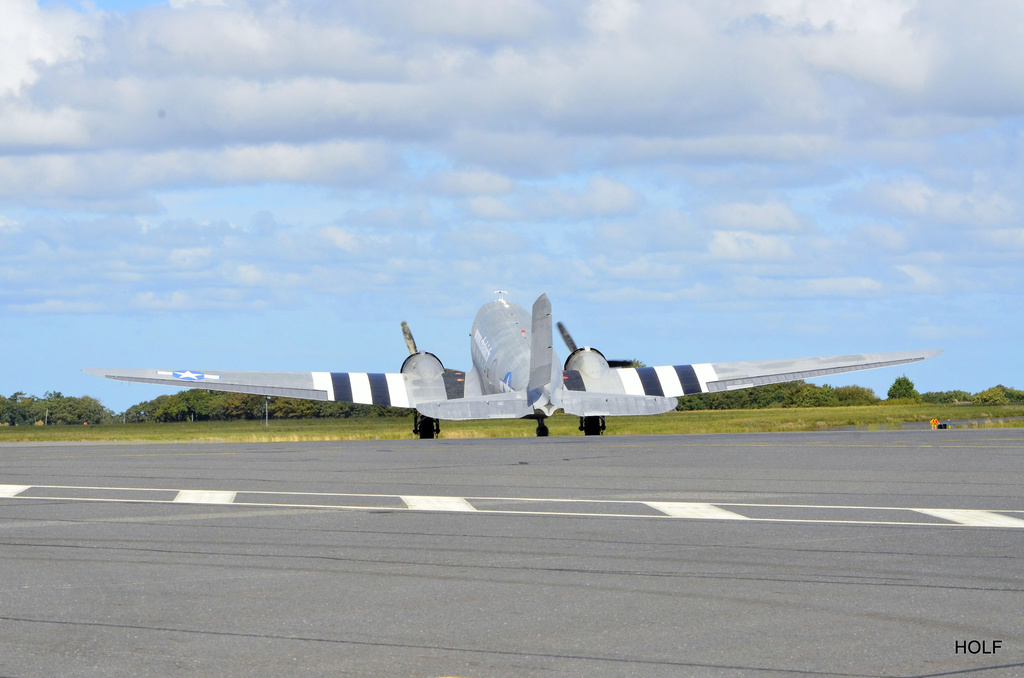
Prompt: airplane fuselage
<box><xmin>469</xmin><ymin>298</ymin><xmax>543</xmax><ymax>395</ymax></box>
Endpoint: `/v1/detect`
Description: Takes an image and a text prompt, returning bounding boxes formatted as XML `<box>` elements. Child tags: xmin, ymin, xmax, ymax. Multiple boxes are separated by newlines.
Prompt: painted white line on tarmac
<box><xmin>4</xmin><ymin>483</ymin><xmax>1024</xmax><ymax>528</ymax></box>
<box><xmin>174</xmin><ymin>490</ymin><xmax>237</xmax><ymax>504</ymax></box>
<box><xmin>913</xmin><ymin>508</ymin><xmax>1024</xmax><ymax>528</ymax></box>
<box><xmin>645</xmin><ymin>502</ymin><xmax>751</xmax><ymax>520</ymax></box>
<box><xmin>402</xmin><ymin>496</ymin><xmax>476</xmax><ymax>512</ymax></box>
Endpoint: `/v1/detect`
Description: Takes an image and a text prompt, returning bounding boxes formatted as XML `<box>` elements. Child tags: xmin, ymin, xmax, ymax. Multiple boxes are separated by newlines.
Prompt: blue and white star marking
<box><xmin>157</xmin><ymin>370</ymin><xmax>221</xmax><ymax>382</ymax></box>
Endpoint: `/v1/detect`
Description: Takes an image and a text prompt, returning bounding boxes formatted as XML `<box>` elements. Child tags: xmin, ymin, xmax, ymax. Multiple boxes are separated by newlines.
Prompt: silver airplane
<box><xmin>85</xmin><ymin>293</ymin><xmax>940</xmax><ymax>438</ymax></box>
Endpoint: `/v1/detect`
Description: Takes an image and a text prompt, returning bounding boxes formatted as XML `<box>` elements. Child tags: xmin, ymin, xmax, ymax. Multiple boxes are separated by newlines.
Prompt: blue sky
<box><xmin>2</xmin><ymin>0</ymin><xmax>1022</xmax><ymax>413</ymax></box>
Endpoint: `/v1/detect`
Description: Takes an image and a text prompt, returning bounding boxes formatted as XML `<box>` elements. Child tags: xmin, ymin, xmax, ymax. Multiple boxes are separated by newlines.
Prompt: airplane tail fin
<box><xmin>527</xmin><ymin>293</ymin><xmax>559</xmax><ymax>417</ymax></box>
<box><xmin>528</xmin><ymin>294</ymin><xmax>552</xmax><ymax>393</ymax></box>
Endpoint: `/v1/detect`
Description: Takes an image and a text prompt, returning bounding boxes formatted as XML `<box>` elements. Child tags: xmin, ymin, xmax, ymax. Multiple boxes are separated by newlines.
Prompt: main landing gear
<box><xmin>413</xmin><ymin>414</ymin><xmax>440</xmax><ymax>439</ymax></box>
<box><xmin>580</xmin><ymin>416</ymin><xmax>606</xmax><ymax>436</ymax></box>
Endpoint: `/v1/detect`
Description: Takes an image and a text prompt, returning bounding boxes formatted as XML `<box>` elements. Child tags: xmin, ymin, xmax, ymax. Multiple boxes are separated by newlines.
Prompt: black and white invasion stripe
<box><xmin>312</xmin><ymin>372</ymin><xmax>411</xmax><ymax>407</ymax></box>
<box><xmin>614</xmin><ymin>364</ymin><xmax>719</xmax><ymax>397</ymax></box>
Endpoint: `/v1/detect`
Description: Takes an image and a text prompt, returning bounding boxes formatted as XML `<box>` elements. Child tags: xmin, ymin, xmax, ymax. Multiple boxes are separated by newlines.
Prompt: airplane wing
<box><xmin>86</xmin><ymin>349</ymin><xmax>941</xmax><ymax>420</ymax></box>
<box><xmin>84</xmin><ymin>365</ymin><xmax>532</xmax><ymax>420</ymax></box>
<box><xmin>81</xmin><ymin>367</ymin><xmax>432</xmax><ymax>409</ymax></box>
<box><xmin>559</xmin><ymin>350</ymin><xmax>942</xmax><ymax>414</ymax></box>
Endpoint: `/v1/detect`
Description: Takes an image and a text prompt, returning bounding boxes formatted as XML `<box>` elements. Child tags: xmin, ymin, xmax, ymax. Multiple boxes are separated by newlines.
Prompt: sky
<box><xmin>2</xmin><ymin>0</ymin><xmax>1022</xmax><ymax>414</ymax></box>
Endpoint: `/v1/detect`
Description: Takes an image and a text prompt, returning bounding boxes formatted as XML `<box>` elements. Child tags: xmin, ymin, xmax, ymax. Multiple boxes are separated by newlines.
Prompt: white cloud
<box><xmin>0</xmin><ymin>104</ymin><xmax>87</xmax><ymax>147</ymax></box>
<box><xmin>319</xmin><ymin>226</ymin><xmax>358</xmax><ymax>252</ymax></box>
<box><xmin>384</xmin><ymin>0</ymin><xmax>551</xmax><ymax>41</ymax></box>
<box><xmin>704</xmin><ymin>201</ymin><xmax>807</xmax><ymax>233</ymax></box>
<box><xmin>708</xmin><ymin>231</ymin><xmax>793</xmax><ymax>261</ymax></box>
<box><xmin>458</xmin><ymin>175</ymin><xmax>641</xmax><ymax>222</ymax></box>
<box><xmin>907</xmin><ymin>317</ymin><xmax>984</xmax><ymax>341</ymax></box>
<box><xmin>339</xmin><ymin>203</ymin><xmax>435</xmax><ymax>230</ymax></box>
<box><xmin>0</xmin><ymin>0</ymin><xmax>1021</xmax><ymax>364</ymax></box>
<box><xmin>9</xmin><ymin>299</ymin><xmax>105</xmax><ymax>313</ymax></box>
<box><xmin>851</xmin><ymin>223</ymin><xmax>909</xmax><ymax>252</ymax></box>
<box><xmin>907</xmin><ymin>2</ymin><xmax>1024</xmax><ymax>116</ymax></box>
<box><xmin>615</xmin><ymin>134</ymin><xmax>836</xmax><ymax>164</ymax></box>
<box><xmin>464</xmin><ymin>196</ymin><xmax>518</xmax><ymax>220</ymax></box>
<box><xmin>581</xmin><ymin>283</ymin><xmax>709</xmax><ymax>304</ymax></box>
<box><xmin>0</xmin><ymin>142</ymin><xmax>391</xmax><ymax>205</ymax></box>
<box><xmin>437</xmin><ymin>170</ymin><xmax>515</xmax><ymax>196</ymax></box>
<box><xmin>759</xmin><ymin>0</ymin><xmax>932</xmax><ymax>92</ymax></box>
<box><xmin>132</xmin><ymin>290</ymin><xmax>193</xmax><ymax>310</ymax></box>
<box><xmin>802</xmin><ymin>277</ymin><xmax>884</xmax><ymax>296</ymax></box>
<box><xmin>737</xmin><ymin>275</ymin><xmax>884</xmax><ymax>298</ymax></box>
<box><xmin>854</xmin><ymin>178</ymin><xmax>1016</xmax><ymax>227</ymax></box>
<box><xmin>0</xmin><ymin>0</ymin><xmax>98</xmax><ymax>96</ymax></box>
<box><xmin>170</xmin><ymin>0</ymin><xmax>226</xmax><ymax>8</ymax></box>
<box><xmin>234</xmin><ymin>264</ymin><xmax>264</xmax><ymax>285</ymax></box>
<box><xmin>980</xmin><ymin>229</ymin><xmax>1024</xmax><ymax>251</ymax></box>
<box><xmin>897</xmin><ymin>264</ymin><xmax>945</xmax><ymax>293</ymax></box>
<box><xmin>586</xmin><ymin>0</ymin><xmax>640</xmax><ymax>34</ymax></box>
<box><xmin>580</xmin><ymin>176</ymin><xmax>641</xmax><ymax>216</ymax></box>
<box><xmin>167</xmin><ymin>247</ymin><xmax>213</xmax><ymax>269</ymax></box>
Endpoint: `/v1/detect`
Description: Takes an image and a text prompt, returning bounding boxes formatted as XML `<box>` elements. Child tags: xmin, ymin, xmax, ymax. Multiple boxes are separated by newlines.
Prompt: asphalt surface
<box><xmin>1</xmin><ymin>428</ymin><xmax>1022</xmax><ymax>677</ymax></box>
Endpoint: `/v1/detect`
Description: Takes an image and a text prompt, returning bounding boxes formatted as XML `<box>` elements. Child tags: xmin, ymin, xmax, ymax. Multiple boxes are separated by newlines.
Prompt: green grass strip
<box><xmin>2</xmin><ymin>404</ymin><xmax>1022</xmax><ymax>443</ymax></box>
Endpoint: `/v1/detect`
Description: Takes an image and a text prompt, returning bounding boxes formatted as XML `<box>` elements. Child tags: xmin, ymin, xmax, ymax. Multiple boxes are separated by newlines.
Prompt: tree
<box><xmin>0</xmin><ymin>392</ymin><xmax>112</xmax><ymax>425</ymax></box>
<box><xmin>784</xmin><ymin>383</ymin><xmax>839</xmax><ymax>408</ymax></box>
<box><xmin>972</xmin><ymin>386</ymin><xmax>1010</xmax><ymax>405</ymax></box>
<box><xmin>123</xmin><ymin>401</ymin><xmax>154</xmax><ymax>423</ymax></box>
<box><xmin>218</xmin><ymin>393</ymin><xmax>266</xmax><ymax>420</ymax></box>
<box><xmin>47</xmin><ymin>394</ymin><xmax>111</xmax><ymax>425</ymax></box>
<box><xmin>887</xmin><ymin>375</ymin><xmax>919</xmax><ymax>401</ymax></box>
<box><xmin>835</xmin><ymin>385</ymin><xmax>880</xmax><ymax>406</ymax></box>
<box><xmin>920</xmin><ymin>390</ymin><xmax>972</xmax><ymax>404</ymax></box>
<box><xmin>269</xmin><ymin>397</ymin><xmax>317</xmax><ymax>419</ymax></box>
<box><xmin>3</xmin><ymin>392</ymin><xmax>36</xmax><ymax>426</ymax></box>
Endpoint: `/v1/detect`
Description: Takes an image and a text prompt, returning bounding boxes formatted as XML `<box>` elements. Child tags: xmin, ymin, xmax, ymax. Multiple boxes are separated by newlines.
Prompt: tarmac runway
<box><xmin>1</xmin><ymin>428</ymin><xmax>1022</xmax><ymax>677</ymax></box>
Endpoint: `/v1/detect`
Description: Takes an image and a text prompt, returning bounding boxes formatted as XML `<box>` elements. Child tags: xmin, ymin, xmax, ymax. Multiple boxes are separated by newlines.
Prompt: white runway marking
<box><xmin>913</xmin><ymin>508</ymin><xmax>1024</xmax><ymax>528</ymax></box>
<box><xmin>2</xmin><ymin>484</ymin><xmax>1022</xmax><ymax>528</ymax></box>
<box><xmin>646</xmin><ymin>502</ymin><xmax>751</xmax><ymax>520</ymax></box>
<box><xmin>402</xmin><ymin>496</ymin><xmax>476</xmax><ymax>512</ymax></box>
<box><xmin>174</xmin><ymin>490</ymin><xmax>237</xmax><ymax>504</ymax></box>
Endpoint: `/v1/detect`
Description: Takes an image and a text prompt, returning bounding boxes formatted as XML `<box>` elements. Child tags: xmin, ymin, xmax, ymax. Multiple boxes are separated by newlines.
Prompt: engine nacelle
<box><xmin>401</xmin><ymin>351</ymin><xmax>444</xmax><ymax>378</ymax></box>
<box><xmin>564</xmin><ymin>347</ymin><xmax>611</xmax><ymax>380</ymax></box>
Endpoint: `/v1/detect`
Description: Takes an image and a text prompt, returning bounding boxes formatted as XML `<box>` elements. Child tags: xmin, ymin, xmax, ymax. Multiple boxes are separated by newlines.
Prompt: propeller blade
<box><xmin>558</xmin><ymin>321</ymin><xmax>641</xmax><ymax>367</ymax></box>
<box><xmin>401</xmin><ymin>321</ymin><xmax>418</xmax><ymax>355</ymax></box>
<box><xmin>556</xmin><ymin>321</ymin><xmax>577</xmax><ymax>352</ymax></box>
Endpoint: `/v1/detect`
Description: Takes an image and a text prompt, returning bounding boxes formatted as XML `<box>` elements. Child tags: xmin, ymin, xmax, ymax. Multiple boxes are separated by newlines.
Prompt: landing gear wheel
<box><xmin>535</xmin><ymin>421</ymin><xmax>549</xmax><ymax>437</ymax></box>
<box><xmin>414</xmin><ymin>415</ymin><xmax>440</xmax><ymax>439</ymax></box>
<box><xmin>580</xmin><ymin>416</ymin><xmax>605</xmax><ymax>436</ymax></box>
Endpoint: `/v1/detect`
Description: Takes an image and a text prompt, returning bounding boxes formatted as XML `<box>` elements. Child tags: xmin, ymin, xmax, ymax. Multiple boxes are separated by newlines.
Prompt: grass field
<box><xmin>2</xmin><ymin>403</ymin><xmax>1023</xmax><ymax>443</ymax></box>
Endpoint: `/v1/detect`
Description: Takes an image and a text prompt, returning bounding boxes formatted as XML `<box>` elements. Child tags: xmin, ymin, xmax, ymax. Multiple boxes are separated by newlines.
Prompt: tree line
<box><xmin>121</xmin><ymin>390</ymin><xmax>408</xmax><ymax>423</ymax></box>
<box><xmin>0</xmin><ymin>392</ymin><xmax>114</xmax><ymax>426</ymax></box>
<box><xmin>3</xmin><ymin>378</ymin><xmax>1022</xmax><ymax>426</ymax></box>
<box><xmin>676</xmin><ymin>377</ymin><xmax>1024</xmax><ymax>411</ymax></box>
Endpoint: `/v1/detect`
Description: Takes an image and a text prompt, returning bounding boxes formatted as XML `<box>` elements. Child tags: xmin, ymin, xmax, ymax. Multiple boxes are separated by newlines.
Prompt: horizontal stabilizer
<box><xmin>559</xmin><ymin>392</ymin><xmax>678</xmax><ymax>417</ymax></box>
<box><xmin>415</xmin><ymin>393</ymin><xmax>532</xmax><ymax>421</ymax></box>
